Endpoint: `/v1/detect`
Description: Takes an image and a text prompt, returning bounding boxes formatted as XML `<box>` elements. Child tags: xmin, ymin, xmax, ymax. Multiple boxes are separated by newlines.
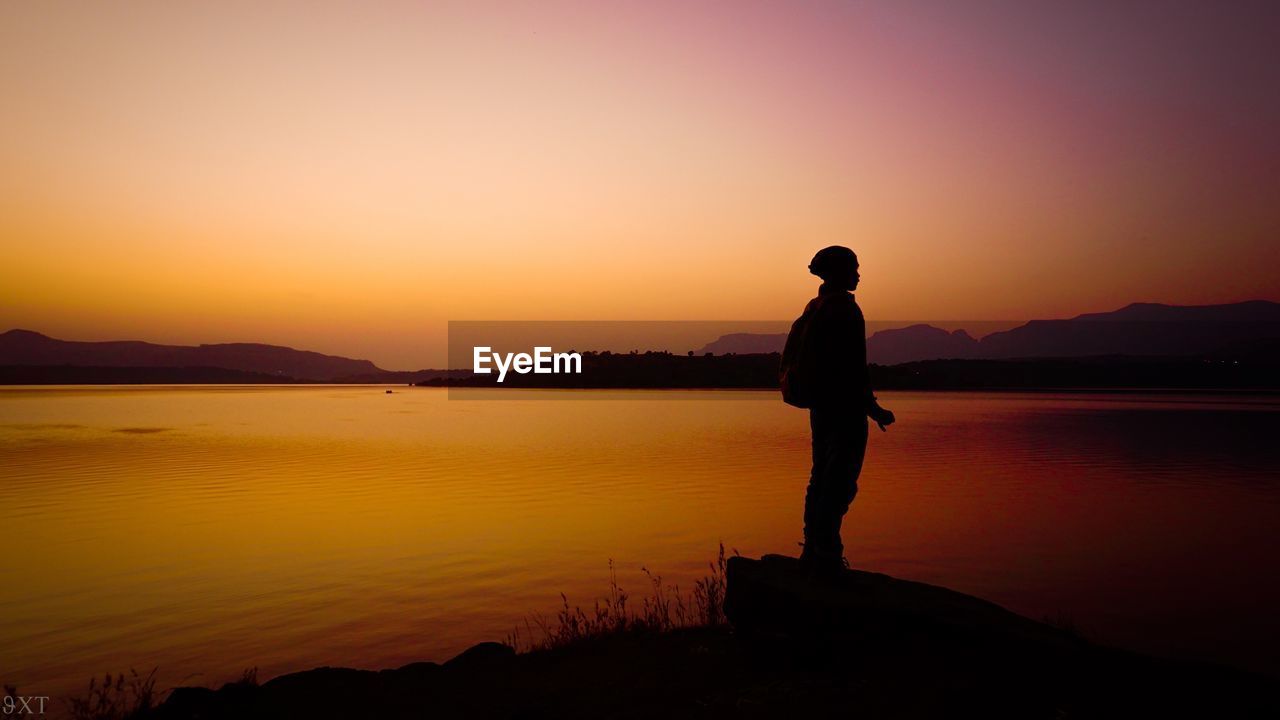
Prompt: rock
<box><xmin>148</xmin><ymin>558</ymin><xmax>1280</xmax><ymax>718</ymax></box>
<box><xmin>724</xmin><ymin>554</ymin><xmax>1075</xmax><ymax>649</ymax></box>
<box><xmin>442</xmin><ymin>641</ymin><xmax>516</xmax><ymax>669</ymax></box>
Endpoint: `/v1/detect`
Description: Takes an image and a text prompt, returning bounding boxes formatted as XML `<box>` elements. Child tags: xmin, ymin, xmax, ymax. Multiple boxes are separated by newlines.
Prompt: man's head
<box><xmin>808</xmin><ymin>245</ymin><xmax>859</xmax><ymax>290</ymax></box>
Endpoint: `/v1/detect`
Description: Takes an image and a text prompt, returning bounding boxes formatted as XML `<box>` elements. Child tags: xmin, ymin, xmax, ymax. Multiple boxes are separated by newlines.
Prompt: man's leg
<box><xmin>803</xmin><ymin>408</ymin><xmax>832</xmax><ymax>562</ymax></box>
<box><xmin>825</xmin><ymin>414</ymin><xmax>868</xmax><ymax>560</ymax></box>
<box><xmin>803</xmin><ymin>407</ymin><xmax>868</xmax><ymax>566</ymax></box>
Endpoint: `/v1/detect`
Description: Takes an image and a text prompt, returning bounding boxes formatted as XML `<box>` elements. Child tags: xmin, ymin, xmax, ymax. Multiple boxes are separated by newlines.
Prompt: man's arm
<box><xmin>852</xmin><ymin>301</ymin><xmax>895</xmax><ymax>431</ymax></box>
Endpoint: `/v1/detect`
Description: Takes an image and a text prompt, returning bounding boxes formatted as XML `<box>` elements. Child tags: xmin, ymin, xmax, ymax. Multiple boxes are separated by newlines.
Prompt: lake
<box><xmin>2</xmin><ymin>386</ymin><xmax>1278</xmax><ymax>701</ymax></box>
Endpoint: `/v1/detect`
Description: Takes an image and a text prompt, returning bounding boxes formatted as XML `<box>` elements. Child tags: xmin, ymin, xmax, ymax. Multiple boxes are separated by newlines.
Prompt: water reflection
<box><xmin>1</xmin><ymin>387</ymin><xmax>1277</xmax><ymax>699</ymax></box>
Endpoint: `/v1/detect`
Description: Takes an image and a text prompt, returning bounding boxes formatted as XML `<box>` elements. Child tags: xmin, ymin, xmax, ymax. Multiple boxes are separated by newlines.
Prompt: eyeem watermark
<box><xmin>442</xmin><ymin>319</ymin><xmax>1031</xmax><ymax>399</ymax></box>
<box><xmin>2</xmin><ymin>695</ymin><xmax>49</xmax><ymax>715</ymax></box>
<box><xmin>473</xmin><ymin>346</ymin><xmax>582</xmax><ymax>383</ymax></box>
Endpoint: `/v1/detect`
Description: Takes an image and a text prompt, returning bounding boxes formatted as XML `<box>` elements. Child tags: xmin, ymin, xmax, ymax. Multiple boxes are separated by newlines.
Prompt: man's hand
<box><xmin>869</xmin><ymin>404</ymin><xmax>895</xmax><ymax>432</ymax></box>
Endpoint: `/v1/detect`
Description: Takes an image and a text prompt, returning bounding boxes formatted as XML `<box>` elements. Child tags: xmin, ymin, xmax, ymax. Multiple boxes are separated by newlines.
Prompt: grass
<box><xmin>51</xmin><ymin>547</ymin><xmax>732</xmax><ymax>717</ymax></box>
<box><xmin>507</xmin><ymin>544</ymin><xmax>734</xmax><ymax>653</ymax></box>
<box><xmin>60</xmin><ymin>666</ymin><xmax>258</xmax><ymax>720</ymax></box>
<box><xmin>66</xmin><ymin>669</ymin><xmax>158</xmax><ymax>720</ymax></box>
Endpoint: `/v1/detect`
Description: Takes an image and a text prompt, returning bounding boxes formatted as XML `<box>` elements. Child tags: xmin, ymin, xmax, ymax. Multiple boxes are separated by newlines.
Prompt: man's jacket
<box><xmin>781</xmin><ymin>283</ymin><xmax>876</xmax><ymax>411</ymax></box>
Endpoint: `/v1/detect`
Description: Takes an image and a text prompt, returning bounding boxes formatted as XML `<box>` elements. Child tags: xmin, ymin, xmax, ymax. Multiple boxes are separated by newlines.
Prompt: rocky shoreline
<box><xmin>148</xmin><ymin>556</ymin><xmax>1279</xmax><ymax>719</ymax></box>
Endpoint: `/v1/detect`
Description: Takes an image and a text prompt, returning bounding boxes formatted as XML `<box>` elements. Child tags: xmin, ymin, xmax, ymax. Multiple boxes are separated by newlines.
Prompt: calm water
<box><xmin>2</xmin><ymin>386</ymin><xmax>1279</xmax><ymax>702</ymax></box>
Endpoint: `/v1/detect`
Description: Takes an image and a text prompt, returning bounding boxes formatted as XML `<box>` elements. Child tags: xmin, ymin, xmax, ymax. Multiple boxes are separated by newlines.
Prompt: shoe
<box><xmin>800</xmin><ymin>555</ymin><xmax>843</xmax><ymax>583</ymax></box>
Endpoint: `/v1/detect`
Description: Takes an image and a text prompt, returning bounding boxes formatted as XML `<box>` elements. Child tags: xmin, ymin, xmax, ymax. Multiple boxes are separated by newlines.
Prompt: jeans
<box><xmin>803</xmin><ymin>406</ymin><xmax>869</xmax><ymax>563</ymax></box>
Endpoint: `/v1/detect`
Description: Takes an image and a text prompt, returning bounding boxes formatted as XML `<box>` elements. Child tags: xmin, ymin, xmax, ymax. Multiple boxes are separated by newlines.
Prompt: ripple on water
<box><xmin>2</xmin><ymin>387</ymin><xmax>1280</xmax><ymax>697</ymax></box>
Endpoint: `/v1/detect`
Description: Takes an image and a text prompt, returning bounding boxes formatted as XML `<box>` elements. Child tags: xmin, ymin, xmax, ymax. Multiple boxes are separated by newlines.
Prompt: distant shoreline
<box><xmin>3</xmin><ymin>362</ymin><xmax>1279</xmax><ymax>396</ymax></box>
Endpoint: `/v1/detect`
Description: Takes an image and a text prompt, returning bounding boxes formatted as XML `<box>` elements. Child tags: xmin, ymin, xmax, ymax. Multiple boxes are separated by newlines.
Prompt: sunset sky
<box><xmin>3</xmin><ymin>1</ymin><xmax>1278</xmax><ymax>369</ymax></box>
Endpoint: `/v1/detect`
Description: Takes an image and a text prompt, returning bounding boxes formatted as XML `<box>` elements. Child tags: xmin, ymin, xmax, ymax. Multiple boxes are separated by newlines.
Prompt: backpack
<box><xmin>779</xmin><ymin>298</ymin><xmax>823</xmax><ymax>408</ymax></box>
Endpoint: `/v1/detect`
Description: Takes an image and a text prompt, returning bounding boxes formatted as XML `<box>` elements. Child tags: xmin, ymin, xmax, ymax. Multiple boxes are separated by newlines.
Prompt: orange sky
<box><xmin>3</xmin><ymin>1</ymin><xmax>1278</xmax><ymax>369</ymax></box>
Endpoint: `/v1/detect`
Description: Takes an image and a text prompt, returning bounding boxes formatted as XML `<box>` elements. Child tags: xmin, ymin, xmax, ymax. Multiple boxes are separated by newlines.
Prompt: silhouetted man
<box><xmin>782</xmin><ymin>246</ymin><xmax>895</xmax><ymax>574</ymax></box>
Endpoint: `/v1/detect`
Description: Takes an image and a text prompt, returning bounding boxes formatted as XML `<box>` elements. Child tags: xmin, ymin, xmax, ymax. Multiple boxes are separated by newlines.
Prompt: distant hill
<box><xmin>1072</xmin><ymin>300</ymin><xmax>1280</xmax><ymax>323</ymax></box>
<box><xmin>866</xmin><ymin>325</ymin><xmax>981</xmax><ymax>365</ymax></box>
<box><xmin>979</xmin><ymin>301</ymin><xmax>1280</xmax><ymax>359</ymax></box>
<box><xmin>697</xmin><ymin>333</ymin><xmax>788</xmax><ymax>356</ymax></box>
<box><xmin>0</xmin><ymin>365</ymin><xmax>307</xmax><ymax>385</ymax></box>
<box><xmin>0</xmin><ymin>329</ymin><xmax>458</xmax><ymax>383</ymax></box>
<box><xmin>696</xmin><ymin>327</ymin><xmax>983</xmax><ymax>364</ymax></box>
<box><xmin>7</xmin><ymin>299</ymin><xmax>1279</xmax><ymax>385</ymax></box>
<box><xmin>695</xmin><ymin>301</ymin><xmax>1280</xmax><ymax>364</ymax></box>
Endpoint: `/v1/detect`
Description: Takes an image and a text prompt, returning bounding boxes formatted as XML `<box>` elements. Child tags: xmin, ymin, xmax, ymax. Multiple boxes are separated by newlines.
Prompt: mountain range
<box><xmin>4</xmin><ymin>301</ymin><xmax>1279</xmax><ymax>384</ymax></box>
<box><xmin>697</xmin><ymin>301</ymin><xmax>1280</xmax><ymax>364</ymax></box>
<box><xmin>0</xmin><ymin>329</ymin><xmax>461</xmax><ymax>383</ymax></box>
